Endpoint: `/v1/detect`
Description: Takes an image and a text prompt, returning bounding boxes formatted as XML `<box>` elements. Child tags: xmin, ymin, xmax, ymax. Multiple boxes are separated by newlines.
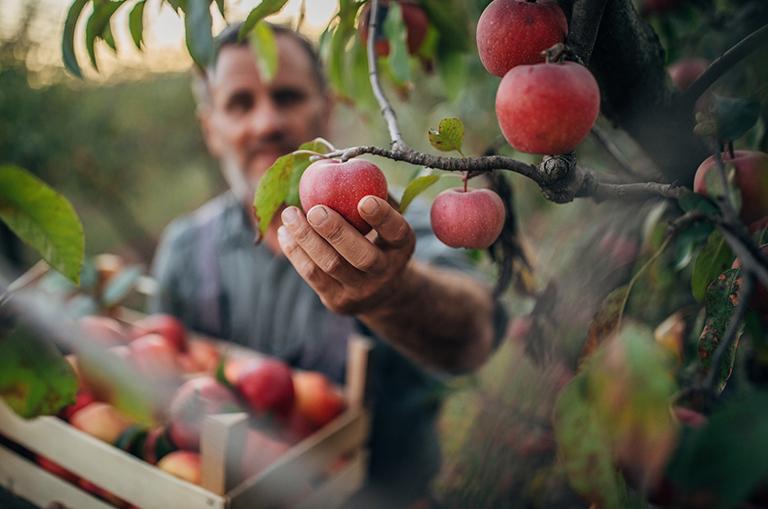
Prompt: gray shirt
<box><xmin>150</xmin><ymin>191</ymin><xmax>505</xmax><ymax>491</ymax></box>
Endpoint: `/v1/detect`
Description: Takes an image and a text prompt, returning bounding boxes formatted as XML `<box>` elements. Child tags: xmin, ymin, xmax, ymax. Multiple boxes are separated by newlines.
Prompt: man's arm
<box><xmin>277</xmin><ymin>195</ymin><xmax>498</xmax><ymax>374</ymax></box>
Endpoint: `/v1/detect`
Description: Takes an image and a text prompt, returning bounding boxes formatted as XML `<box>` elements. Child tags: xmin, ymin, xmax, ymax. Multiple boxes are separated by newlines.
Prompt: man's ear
<box><xmin>198</xmin><ymin>107</ymin><xmax>222</xmax><ymax>157</ymax></box>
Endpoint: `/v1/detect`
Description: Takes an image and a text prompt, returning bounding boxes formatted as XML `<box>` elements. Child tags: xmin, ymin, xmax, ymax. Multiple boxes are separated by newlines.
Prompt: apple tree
<box><xmin>1</xmin><ymin>0</ymin><xmax>767</xmax><ymax>506</ymax></box>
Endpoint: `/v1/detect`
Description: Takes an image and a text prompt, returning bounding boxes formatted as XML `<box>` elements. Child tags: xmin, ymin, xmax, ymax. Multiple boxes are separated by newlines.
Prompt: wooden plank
<box><xmin>228</xmin><ymin>409</ymin><xmax>370</xmax><ymax>509</ymax></box>
<box><xmin>0</xmin><ymin>444</ymin><xmax>114</xmax><ymax>509</ymax></box>
<box><xmin>345</xmin><ymin>335</ymin><xmax>372</xmax><ymax>410</ymax></box>
<box><xmin>0</xmin><ymin>402</ymin><xmax>226</xmax><ymax>509</ymax></box>
<box><xmin>295</xmin><ymin>451</ymin><xmax>368</xmax><ymax>509</ymax></box>
<box><xmin>201</xmin><ymin>413</ymin><xmax>249</xmax><ymax>495</ymax></box>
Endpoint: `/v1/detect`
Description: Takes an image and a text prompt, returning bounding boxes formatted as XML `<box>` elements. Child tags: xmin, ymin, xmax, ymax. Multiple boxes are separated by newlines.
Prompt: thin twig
<box><xmin>367</xmin><ymin>0</ymin><xmax>407</xmax><ymax>151</ymax></box>
<box><xmin>703</xmin><ymin>272</ymin><xmax>754</xmax><ymax>391</ymax></box>
<box><xmin>590</xmin><ymin>126</ymin><xmax>646</xmax><ymax>180</ymax></box>
<box><xmin>580</xmin><ymin>180</ymin><xmax>686</xmax><ymax>201</ymax></box>
<box><xmin>566</xmin><ymin>0</ymin><xmax>609</xmax><ymax>65</ymax></box>
<box><xmin>682</xmin><ymin>23</ymin><xmax>768</xmax><ymax>109</ymax></box>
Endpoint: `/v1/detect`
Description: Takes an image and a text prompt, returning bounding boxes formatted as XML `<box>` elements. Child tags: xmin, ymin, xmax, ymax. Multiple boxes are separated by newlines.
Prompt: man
<box><xmin>151</xmin><ymin>22</ymin><xmax>506</xmax><ymax>506</ymax></box>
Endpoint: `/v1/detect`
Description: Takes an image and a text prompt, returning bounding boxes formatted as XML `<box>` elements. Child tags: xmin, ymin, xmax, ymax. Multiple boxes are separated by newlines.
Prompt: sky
<box><xmin>1</xmin><ymin>0</ymin><xmax>339</xmax><ymax>79</ymax></box>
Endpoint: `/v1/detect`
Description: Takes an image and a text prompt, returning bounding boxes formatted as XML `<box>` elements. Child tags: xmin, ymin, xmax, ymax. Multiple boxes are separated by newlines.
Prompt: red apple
<box><xmin>292</xmin><ymin>371</ymin><xmax>346</xmax><ymax>428</ymax></box>
<box><xmin>476</xmin><ymin>0</ymin><xmax>568</xmax><ymax>77</ymax></box>
<box><xmin>224</xmin><ymin>357</ymin><xmax>263</xmax><ymax>387</ymax></box>
<box><xmin>157</xmin><ymin>451</ymin><xmax>202</xmax><ymax>485</ymax></box>
<box><xmin>694</xmin><ymin>150</ymin><xmax>768</xmax><ymax>226</ymax></box>
<box><xmin>129</xmin><ymin>334</ymin><xmax>180</xmax><ymax>379</ymax></box>
<box><xmin>70</xmin><ymin>402</ymin><xmax>132</xmax><ymax>443</ymax></box>
<box><xmin>37</xmin><ymin>455</ymin><xmax>79</xmax><ymax>484</ymax></box>
<box><xmin>667</xmin><ymin>58</ymin><xmax>708</xmax><ymax>91</ymax></box>
<box><xmin>168</xmin><ymin>376</ymin><xmax>241</xmax><ymax>451</ymax></box>
<box><xmin>299</xmin><ymin>159</ymin><xmax>388</xmax><ymax>234</ymax></box>
<box><xmin>430</xmin><ymin>188</ymin><xmax>505</xmax><ymax>249</ymax></box>
<box><xmin>59</xmin><ymin>389</ymin><xmax>96</xmax><ymax>422</ymax></box>
<box><xmin>358</xmin><ymin>0</ymin><xmax>429</xmax><ymax>57</ymax></box>
<box><xmin>236</xmin><ymin>360</ymin><xmax>295</xmax><ymax>416</ymax></box>
<box><xmin>131</xmin><ymin>314</ymin><xmax>187</xmax><ymax>352</ymax></box>
<box><xmin>79</xmin><ymin>315</ymin><xmax>129</xmax><ymax>347</ymax></box>
<box><xmin>496</xmin><ymin>62</ymin><xmax>600</xmax><ymax>155</ymax></box>
<box><xmin>187</xmin><ymin>340</ymin><xmax>221</xmax><ymax>373</ymax></box>
<box><xmin>240</xmin><ymin>429</ymin><xmax>291</xmax><ymax>481</ymax></box>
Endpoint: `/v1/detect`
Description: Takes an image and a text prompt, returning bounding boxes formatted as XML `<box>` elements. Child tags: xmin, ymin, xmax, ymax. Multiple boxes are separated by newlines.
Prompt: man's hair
<box><xmin>192</xmin><ymin>22</ymin><xmax>327</xmax><ymax>108</ymax></box>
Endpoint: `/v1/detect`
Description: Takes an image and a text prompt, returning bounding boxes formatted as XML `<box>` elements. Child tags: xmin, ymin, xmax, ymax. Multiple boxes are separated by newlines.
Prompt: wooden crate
<box><xmin>0</xmin><ymin>334</ymin><xmax>372</xmax><ymax>509</ymax></box>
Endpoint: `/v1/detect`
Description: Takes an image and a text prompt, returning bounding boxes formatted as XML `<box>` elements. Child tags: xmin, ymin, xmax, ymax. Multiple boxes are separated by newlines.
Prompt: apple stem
<box><xmin>463</xmin><ymin>171</ymin><xmax>468</xmax><ymax>192</ymax></box>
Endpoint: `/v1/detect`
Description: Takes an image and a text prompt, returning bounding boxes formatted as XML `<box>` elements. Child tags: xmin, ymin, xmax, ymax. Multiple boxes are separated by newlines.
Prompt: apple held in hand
<box><xmin>299</xmin><ymin>158</ymin><xmax>388</xmax><ymax>234</ymax></box>
<box><xmin>496</xmin><ymin>62</ymin><xmax>600</xmax><ymax>155</ymax></box>
<box><xmin>694</xmin><ymin>150</ymin><xmax>768</xmax><ymax>226</ymax></box>
<box><xmin>477</xmin><ymin>0</ymin><xmax>568</xmax><ymax>77</ymax></box>
<box><xmin>430</xmin><ymin>188</ymin><xmax>505</xmax><ymax>249</ymax></box>
<box><xmin>359</xmin><ymin>0</ymin><xmax>429</xmax><ymax>57</ymax></box>
<box><xmin>236</xmin><ymin>359</ymin><xmax>295</xmax><ymax>416</ymax></box>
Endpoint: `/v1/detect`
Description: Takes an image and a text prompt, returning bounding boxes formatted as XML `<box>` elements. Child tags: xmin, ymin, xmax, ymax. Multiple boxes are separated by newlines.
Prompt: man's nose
<box><xmin>248</xmin><ymin>98</ymin><xmax>285</xmax><ymax>139</ymax></box>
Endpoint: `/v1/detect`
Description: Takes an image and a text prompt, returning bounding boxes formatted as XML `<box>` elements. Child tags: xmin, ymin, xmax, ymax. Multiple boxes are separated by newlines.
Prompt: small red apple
<box><xmin>476</xmin><ymin>0</ymin><xmax>568</xmax><ymax>77</ymax></box>
<box><xmin>37</xmin><ymin>455</ymin><xmax>79</xmax><ymax>484</ymax></box>
<box><xmin>79</xmin><ymin>315</ymin><xmax>129</xmax><ymax>347</ymax></box>
<box><xmin>430</xmin><ymin>188</ymin><xmax>505</xmax><ymax>249</ymax></box>
<box><xmin>168</xmin><ymin>376</ymin><xmax>241</xmax><ymax>451</ymax></box>
<box><xmin>292</xmin><ymin>371</ymin><xmax>346</xmax><ymax>428</ymax></box>
<box><xmin>236</xmin><ymin>360</ymin><xmax>295</xmax><ymax>417</ymax></box>
<box><xmin>224</xmin><ymin>357</ymin><xmax>263</xmax><ymax>387</ymax></box>
<box><xmin>358</xmin><ymin>0</ymin><xmax>429</xmax><ymax>57</ymax></box>
<box><xmin>129</xmin><ymin>334</ymin><xmax>180</xmax><ymax>379</ymax></box>
<box><xmin>70</xmin><ymin>402</ymin><xmax>132</xmax><ymax>444</ymax></box>
<box><xmin>59</xmin><ymin>389</ymin><xmax>96</xmax><ymax>422</ymax></box>
<box><xmin>667</xmin><ymin>58</ymin><xmax>708</xmax><ymax>91</ymax></box>
<box><xmin>496</xmin><ymin>62</ymin><xmax>600</xmax><ymax>155</ymax></box>
<box><xmin>131</xmin><ymin>314</ymin><xmax>187</xmax><ymax>352</ymax></box>
<box><xmin>187</xmin><ymin>340</ymin><xmax>220</xmax><ymax>373</ymax></box>
<box><xmin>157</xmin><ymin>451</ymin><xmax>202</xmax><ymax>485</ymax></box>
<box><xmin>693</xmin><ymin>150</ymin><xmax>768</xmax><ymax>226</ymax></box>
<box><xmin>299</xmin><ymin>159</ymin><xmax>388</xmax><ymax>234</ymax></box>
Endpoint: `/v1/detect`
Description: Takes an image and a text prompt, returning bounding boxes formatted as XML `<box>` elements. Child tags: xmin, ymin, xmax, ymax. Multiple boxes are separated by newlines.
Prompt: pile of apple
<box><xmin>41</xmin><ymin>314</ymin><xmax>345</xmax><ymax>507</ymax></box>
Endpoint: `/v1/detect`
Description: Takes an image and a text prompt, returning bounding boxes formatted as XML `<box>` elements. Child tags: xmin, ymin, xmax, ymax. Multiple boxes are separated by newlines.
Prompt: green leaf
<box><xmin>382</xmin><ymin>2</ymin><xmax>411</xmax><ymax>84</ymax></box>
<box><xmin>583</xmin><ymin>285</ymin><xmax>630</xmax><ymax>358</ymax></box>
<box><xmin>0</xmin><ymin>327</ymin><xmax>77</xmax><ymax>419</ymax></box>
<box><xmin>239</xmin><ymin>0</ymin><xmax>289</xmax><ymax>41</ymax></box>
<box><xmin>696</xmin><ymin>269</ymin><xmax>742</xmax><ymax>391</ymax></box>
<box><xmin>185</xmin><ymin>0</ymin><xmax>215</xmax><ymax>69</ymax></box>
<box><xmin>128</xmin><ymin>0</ymin><xmax>146</xmax><ymax>50</ymax></box>
<box><xmin>712</xmin><ymin>95</ymin><xmax>761</xmax><ymax>143</ymax></box>
<box><xmin>674</xmin><ymin>220</ymin><xmax>713</xmax><ymax>271</ymax></box>
<box><xmin>400</xmin><ymin>175</ymin><xmax>439</xmax><ymax>214</ymax></box>
<box><xmin>691</xmin><ymin>231</ymin><xmax>734</xmax><ymax>302</ymax></box>
<box><xmin>249</xmin><ymin>21</ymin><xmax>278</xmax><ymax>82</ymax></box>
<box><xmin>85</xmin><ymin>0</ymin><xmax>122</xmax><ymax>70</ymax></box>
<box><xmin>62</xmin><ymin>0</ymin><xmax>88</xmax><ymax>78</ymax></box>
<box><xmin>253</xmin><ymin>139</ymin><xmax>331</xmax><ymax>236</ymax></box>
<box><xmin>428</xmin><ymin>117</ymin><xmax>464</xmax><ymax>153</ymax></box>
<box><xmin>328</xmin><ymin>11</ymin><xmax>358</xmax><ymax>95</ymax></box>
<box><xmin>437</xmin><ymin>49</ymin><xmax>466</xmax><ymax>102</ymax></box>
<box><xmin>0</xmin><ymin>166</ymin><xmax>84</xmax><ymax>285</ymax></box>
<box><xmin>102</xmin><ymin>265</ymin><xmax>143</xmax><ymax>307</ymax></box>
<box><xmin>677</xmin><ymin>188</ymin><xmax>719</xmax><ymax>216</ymax></box>
<box><xmin>420</xmin><ymin>0</ymin><xmax>470</xmax><ymax>53</ymax></box>
<box><xmin>667</xmin><ymin>392</ymin><xmax>768</xmax><ymax>509</ymax></box>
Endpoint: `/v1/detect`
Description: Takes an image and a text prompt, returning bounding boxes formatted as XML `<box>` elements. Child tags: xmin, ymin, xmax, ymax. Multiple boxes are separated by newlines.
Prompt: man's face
<box><xmin>201</xmin><ymin>35</ymin><xmax>331</xmax><ymax>196</ymax></box>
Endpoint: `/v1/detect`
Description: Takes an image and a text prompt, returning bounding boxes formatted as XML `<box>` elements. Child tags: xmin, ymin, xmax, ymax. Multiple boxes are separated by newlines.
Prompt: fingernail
<box><xmin>277</xmin><ymin>225</ymin><xmax>290</xmax><ymax>243</ymax></box>
<box><xmin>281</xmin><ymin>207</ymin><xmax>298</xmax><ymax>225</ymax></box>
<box><xmin>360</xmin><ymin>196</ymin><xmax>379</xmax><ymax>215</ymax></box>
<box><xmin>307</xmin><ymin>206</ymin><xmax>328</xmax><ymax>226</ymax></box>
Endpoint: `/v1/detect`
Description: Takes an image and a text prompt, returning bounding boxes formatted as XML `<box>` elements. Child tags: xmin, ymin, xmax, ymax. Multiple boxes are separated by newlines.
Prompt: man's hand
<box><xmin>277</xmin><ymin>195</ymin><xmax>415</xmax><ymax>315</ymax></box>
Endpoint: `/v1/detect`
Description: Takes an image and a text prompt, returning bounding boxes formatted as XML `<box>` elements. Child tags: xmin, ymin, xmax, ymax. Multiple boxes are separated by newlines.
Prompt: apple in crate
<box><xmin>70</xmin><ymin>402</ymin><xmax>132</xmax><ymax>444</ymax></box>
<box><xmin>79</xmin><ymin>315</ymin><xmax>130</xmax><ymax>347</ymax></box>
<box><xmin>292</xmin><ymin>371</ymin><xmax>346</xmax><ymax>427</ymax></box>
<box><xmin>59</xmin><ymin>389</ymin><xmax>96</xmax><ymax>422</ymax></box>
<box><xmin>130</xmin><ymin>334</ymin><xmax>180</xmax><ymax>379</ymax></box>
<box><xmin>236</xmin><ymin>359</ymin><xmax>294</xmax><ymax>417</ymax></box>
<box><xmin>132</xmin><ymin>314</ymin><xmax>187</xmax><ymax>352</ymax></box>
<box><xmin>158</xmin><ymin>451</ymin><xmax>202</xmax><ymax>485</ymax></box>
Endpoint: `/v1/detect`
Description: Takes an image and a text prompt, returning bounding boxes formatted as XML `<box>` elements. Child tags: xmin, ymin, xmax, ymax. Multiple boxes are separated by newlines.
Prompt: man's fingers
<box><xmin>305</xmin><ymin>205</ymin><xmax>386</xmax><ymax>274</ymax></box>
<box><xmin>277</xmin><ymin>225</ymin><xmax>342</xmax><ymax>295</ymax></box>
<box><xmin>358</xmin><ymin>196</ymin><xmax>413</xmax><ymax>248</ymax></box>
<box><xmin>281</xmin><ymin>207</ymin><xmax>364</xmax><ymax>284</ymax></box>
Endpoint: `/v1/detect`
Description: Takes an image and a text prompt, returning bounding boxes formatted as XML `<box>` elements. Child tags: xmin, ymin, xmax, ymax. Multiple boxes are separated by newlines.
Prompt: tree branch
<box><xmin>566</xmin><ymin>0</ymin><xmax>609</xmax><ymax>65</ymax></box>
<box><xmin>367</xmin><ymin>0</ymin><xmax>407</xmax><ymax>151</ymax></box>
<box><xmin>682</xmin><ymin>23</ymin><xmax>768</xmax><ymax>110</ymax></box>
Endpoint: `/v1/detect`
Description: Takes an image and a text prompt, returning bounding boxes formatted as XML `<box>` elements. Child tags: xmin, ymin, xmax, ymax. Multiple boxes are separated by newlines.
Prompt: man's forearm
<box><xmin>358</xmin><ymin>260</ymin><xmax>498</xmax><ymax>374</ymax></box>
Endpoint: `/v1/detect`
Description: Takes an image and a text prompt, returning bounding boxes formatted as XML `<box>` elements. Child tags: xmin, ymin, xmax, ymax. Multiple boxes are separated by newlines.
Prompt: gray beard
<box><xmin>220</xmin><ymin>156</ymin><xmax>256</xmax><ymax>205</ymax></box>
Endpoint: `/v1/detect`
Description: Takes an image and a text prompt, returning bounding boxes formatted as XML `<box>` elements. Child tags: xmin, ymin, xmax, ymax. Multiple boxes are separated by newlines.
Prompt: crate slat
<box><xmin>0</xmin><ymin>402</ymin><xmax>226</xmax><ymax>509</ymax></box>
<box><xmin>295</xmin><ymin>451</ymin><xmax>368</xmax><ymax>509</ymax></box>
<box><xmin>0</xmin><ymin>444</ymin><xmax>114</xmax><ymax>509</ymax></box>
